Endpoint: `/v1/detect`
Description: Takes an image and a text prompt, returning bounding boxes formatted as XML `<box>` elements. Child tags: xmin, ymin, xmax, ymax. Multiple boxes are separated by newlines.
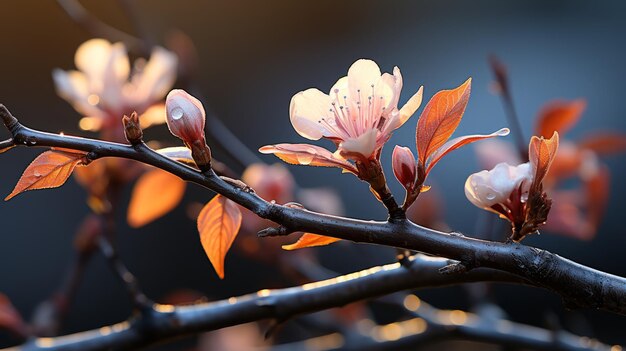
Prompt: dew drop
<box><xmin>296</xmin><ymin>154</ymin><xmax>314</xmax><ymax>165</ymax></box>
<box><xmin>171</xmin><ymin>107</ymin><xmax>184</xmax><ymax>120</ymax></box>
<box><xmin>520</xmin><ymin>193</ymin><xmax>529</xmax><ymax>203</ymax></box>
<box><xmin>485</xmin><ymin>193</ymin><xmax>496</xmax><ymax>201</ymax></box>
<box><xmin>33</xmin><ymin>171</ymin><xmax>42</xmax><ymax>177</ymax></box>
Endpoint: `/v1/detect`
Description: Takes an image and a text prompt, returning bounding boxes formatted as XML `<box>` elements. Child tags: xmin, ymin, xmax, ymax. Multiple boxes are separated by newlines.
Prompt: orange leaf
<box><xmin>529</xmin><ymin>131</ymin><xmax>560</xmax><ymax>189</ymax></box>
<box><xmin>282</xmin><ymin>233</ymin><xmax>340</xmax><ymax>250</ymax></box>
<box><xmin>578</xmin><ymin>132</ymin><xmax>626</xmax><ymax>156</ymax></box>
<box><xmin>425</xmin><ymin>128</ymin><xmax>509</xmax><ymax>175</ymax></box>
<box><xmin>5</xmin><ymin>150</ymin><xmax>87</xmax><ymax>200</ymax></box>
<box><xmin>197</xmin><ymin>195</ymin><xmax>242</xmax><ymax>279</ymax></box>
<box><xmin>416</xmin><ymin>78</ymin><xmax>471</xmax><ymax>166</ymax></box>
<box><xmin>127</xmin><ymin>168</ymin><xmax>186</xmax><ymax>227</ymax></box>
<box><xmin>535</xmin><ymin>99</ymin><xmax>586</xmax><ymax>138</ymax></box>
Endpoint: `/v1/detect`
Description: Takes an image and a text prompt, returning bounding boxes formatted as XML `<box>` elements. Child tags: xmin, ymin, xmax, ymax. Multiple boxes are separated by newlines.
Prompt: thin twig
<box><xmin>489</xmin><ymin>55</ymin><xmax>528</xmax><ymax>159</ymax></box>
<box><xmin>96</xmin><ymin>235</ymin><xmax>152</xmax><ymax>309</ymax></box>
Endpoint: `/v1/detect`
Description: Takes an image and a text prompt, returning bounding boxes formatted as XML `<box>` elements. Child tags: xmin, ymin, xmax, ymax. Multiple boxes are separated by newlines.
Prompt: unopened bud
<box><xmin>165</xmin><ymin>89</ymin><xmax>206</xmax><ymax>146</ymax></box>
<box><xmin>392</xmin><ymin>146</ymin><xmax>417</xmax><ymax>190</ymax></box>
<box><xmin>122</xmin><ymin>111</ymin><xmax>143</xmax><ymax>144</ymax></box>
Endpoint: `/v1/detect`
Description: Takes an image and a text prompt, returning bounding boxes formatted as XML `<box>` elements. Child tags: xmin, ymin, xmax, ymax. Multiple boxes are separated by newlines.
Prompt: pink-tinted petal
<box><xmin>134</xmin><ymin>47</ymin><xmax>178</xmax><ymax>105</ymax></box>
<box><xmin>259</xmin><ymin>143</ymin><xmax>357</xmax><ymax>174</ymax></box>
<box><xmin>398</xmin><ymin>86</ymin><xmax>424</xmax><ymax>124</ymax></box>
<box><xmin>347</xmin><ymin>59</ymin><xmax>382</xmax><ymax>100</ymax></box>
<box><xmin>75</xmin><ymin>39</ymin><xmax>129</xmax><ymax>91</ymax></box>
<box><xmin>339</xmin><ymin>129</ymin><xmax>378</xmax><ymax>160</ymax></box>
<box><xmin>426</xmin><ymin>128</ymin><xmax>510</xmax><ymax>175</ymax></box>
<box><xmin>52</xmin><ymin>69</ymin><xmax>102</xmax><ymax>118</ymax></box>
<box><xmin>289</xmin><ymin>88</ymin><xmax>333</xmax><ymax>140</ymax></box>
<box><xmin>99</xmin><ymin>43</ymin><xmax>130</xmax><ymax>111</ymax></box>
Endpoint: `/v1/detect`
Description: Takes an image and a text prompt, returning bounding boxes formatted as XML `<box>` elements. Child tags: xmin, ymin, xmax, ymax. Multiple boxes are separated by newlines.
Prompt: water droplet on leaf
<box><xmin>296</xmin><ymin>154</ymin><xmax>314</xmax><ymax>165</ymax></box>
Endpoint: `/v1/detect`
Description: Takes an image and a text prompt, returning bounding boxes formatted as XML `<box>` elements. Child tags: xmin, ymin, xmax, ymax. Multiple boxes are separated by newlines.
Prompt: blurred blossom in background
<box><xmin>1</xmin><ymin>0</ymin><xmax>626</xmax><ymax>348</ymax></box>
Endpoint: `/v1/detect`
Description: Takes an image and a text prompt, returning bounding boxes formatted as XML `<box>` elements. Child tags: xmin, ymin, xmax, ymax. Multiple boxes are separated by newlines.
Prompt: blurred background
<box><xmin>0</xmin><ymin>0</ymin><xmax>625</xmax><ymax>349</ymax></box>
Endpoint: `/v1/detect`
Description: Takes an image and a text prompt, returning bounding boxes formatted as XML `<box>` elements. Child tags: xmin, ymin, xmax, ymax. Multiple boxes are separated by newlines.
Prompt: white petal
<box><xmin>99</xmin><ymin>43</ymin><xmax>130</xmax><ymax>110</ymax></box>
<box><xmin>347</xmin><ymin>59</ymin><xmax>382</xmax><ymax>100</ymax></box>
<box><xmin>52</xmin><ymin>69</ymin><xmax>101</xmax><ymax>117</ymax></box>
<box><xmin>399</xmin><ymin>86</ymin><xmax>423</xmax><ymax>124</ymax></box>
<box><xmin>289</xmin><ymin>88</ymin><xmax>332</xmax><ymax>140</ymax></box>
<box><xmin>464</xmin><ymin>162</ymin><xmax>533</xmax><ymax>208</ymax></box>
<box><xmin>329</xmin><ymin>76</ymin><xmax>349</xmax><ymax>100</ymax></box>
<box><xmin>339</xmin><ymin>128</ymin><xmax>378</xmax><ymax>159</ymax></box>
<box><xmin>75</xmin><ymin>39</ymin><xmax>113</xmax><ymax>82</ymax></box>
<box><xmin>134</xmin><ymin>47</ymin><xmax>178</xmax><ymax>105</ymax></box>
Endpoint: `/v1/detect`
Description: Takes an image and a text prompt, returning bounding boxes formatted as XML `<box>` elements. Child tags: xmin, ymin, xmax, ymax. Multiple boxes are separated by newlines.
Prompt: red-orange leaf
<box><xmin>535</xmin><ymin>99</ymin><xmax>586</xmax><ymax>138</ymax></box>
<box><xmin>529</xmin><ymin>131</ymin><xmax>560</xmax><ymax>190</ymax></box>
<box><xmin>127</xmin><ymin>168</ymin><xmax>186</xmax><ymax>228</ymax></box>
<box><xmin>578</xmin><ymin>132</ymin><xmax>626</xmax><ymax>156</ymax></box>
<box><xmin>416</xmin><ymin>78</ymin><xmax>471</xmax><ymax>166</ymax></box>
<box><xmin>197</xmin><ymin>195</ymin><xmax>242</xmax><ymax>279</ymax></box>
<box><xmin>282</xmin><ymin>233</ymin><xmax>340</xmax><ymax>250</ymax></box>
<box><xmin>425</xmin><ymin>128</ymin><xmax>509</xmax><ymax>174</ymax></box>
<box><xmin>5</xmin><ymin>150</ymin><xmax>87</xmax><ymax>201</ymax></box>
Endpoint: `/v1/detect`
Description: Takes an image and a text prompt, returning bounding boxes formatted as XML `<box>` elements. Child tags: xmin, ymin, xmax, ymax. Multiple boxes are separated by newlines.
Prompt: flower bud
<box><xmin>165</xmin><ymin>89</ymin><xmax>206</xmax><ymax>146</ymax></box>
<box><xmin>392</xmin><ymin>145</ymin><xmax>417</xmax><ymax>190</ymax></box>
<box><xmin>122</xmin><ymin>111</ymin><xmax>143</xmax><ymax>144</ymax></box>
<box><xmin>464</xmin><ymin>162</ymin><xmax>532</xmax><ymax>209</ymax></box>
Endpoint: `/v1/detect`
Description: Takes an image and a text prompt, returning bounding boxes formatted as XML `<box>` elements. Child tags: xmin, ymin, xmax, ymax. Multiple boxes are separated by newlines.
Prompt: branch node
<box><xmin>258</xmin><ymin>226</ymin><xmax>291</xmax><ymax>238</ymax></box>
<box><xmin>0</xmin><ymin>104</ymin><xmax>20</xmax><ymax>134</ymax></box>
<box><xmin>439</xmin><ymin>261</ymin><xmax>473</xmax><ymax>274</ymax></box>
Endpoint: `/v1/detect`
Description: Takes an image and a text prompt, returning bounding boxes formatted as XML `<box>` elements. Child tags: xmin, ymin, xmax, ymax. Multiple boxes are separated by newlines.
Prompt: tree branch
<box><xmin>271</xmin><ymin>311</ymin><xmax>615</xmax><ymax>351</ymax></box>
<box><xmin>2</xmin><ymin>254</ymin><xmax>529</xmax><ymax>351</ymax></box>
<box><xmin>1</xmin><ymin>105</ymin><xmax>625</xmax><ymax>315</ymax></box>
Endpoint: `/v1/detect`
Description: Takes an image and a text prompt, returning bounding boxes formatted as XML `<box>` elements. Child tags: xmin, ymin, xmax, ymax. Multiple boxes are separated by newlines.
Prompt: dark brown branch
<box><xmin>1</xmin><ymin>105</ymin><xmax>625</xmax><ymax>315</ymax></box>
<box><xmin>2</xmin><ymin>255</ymin><xmax>527</xmax><ymax>351</ymax></box>
<box><xmin>271</xmin><ymin>311</ymin><xmax>614</xmax><ymax>351</ymax></box>
<box><xmin>96</xmin><ymin>235</ymin><xmax>151</xmax><ymax>309</ymax></box>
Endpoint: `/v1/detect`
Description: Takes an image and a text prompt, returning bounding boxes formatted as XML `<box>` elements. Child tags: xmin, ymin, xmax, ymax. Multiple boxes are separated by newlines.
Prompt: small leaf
<box><xmin>5</xmin><ymin>150</ymin><xmax>87</xmax><ymax>200</ymax></box>
<box><xmin>578</xmin><ymin>132</ymin><xmax>626</xmax><ymax>156</ymax></box>
<box><xmin>282</xmin><ymin>233</ymin><xmax>340</xmax><ymax>250</ymax></box>
<box><xmin>535</xmin><ymin>99</ymin><xmax>586</xmax><ymax>138</ymax></box>
<box><xmin>416</xmin><ymin>78</ymin><xmax>472</xmax><ymax>166</ymax></box>
<box><xmin>197</xmin><ymin>195</ymin><xmax>242</xmax><ymax>279</ymax></box>
<box><xmin>127</xmin><ymin>168</ymin><xmax>186</xmax><ymax>227</ymax></box>
<box><xmin>425</xmin><ymin>128</ymin><xmax>510</xmax><ymax>174</ymax></box>
<box><xmin>529</xmin><ymin>131</ymin><xmax>560</xmax><ymax>190</ymax></box>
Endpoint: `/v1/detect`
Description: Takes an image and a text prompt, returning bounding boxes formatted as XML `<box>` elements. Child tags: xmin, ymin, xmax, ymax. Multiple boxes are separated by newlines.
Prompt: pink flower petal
<box><xmin>259</xmin><ymin>143</ymin><xmax>357</xmax><ymax>174</ymax></box>
<box><xmin>289</xmin><ymin>88</ymin><xmax>333</xmax><ymax>140</ymax></box>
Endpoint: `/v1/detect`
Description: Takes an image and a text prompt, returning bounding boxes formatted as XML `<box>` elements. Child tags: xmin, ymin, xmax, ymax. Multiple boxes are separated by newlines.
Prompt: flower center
<box><xmin>318</xmin><ymin>84</ymin><xmax>386</xmax><ymax>141</ymax></box>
